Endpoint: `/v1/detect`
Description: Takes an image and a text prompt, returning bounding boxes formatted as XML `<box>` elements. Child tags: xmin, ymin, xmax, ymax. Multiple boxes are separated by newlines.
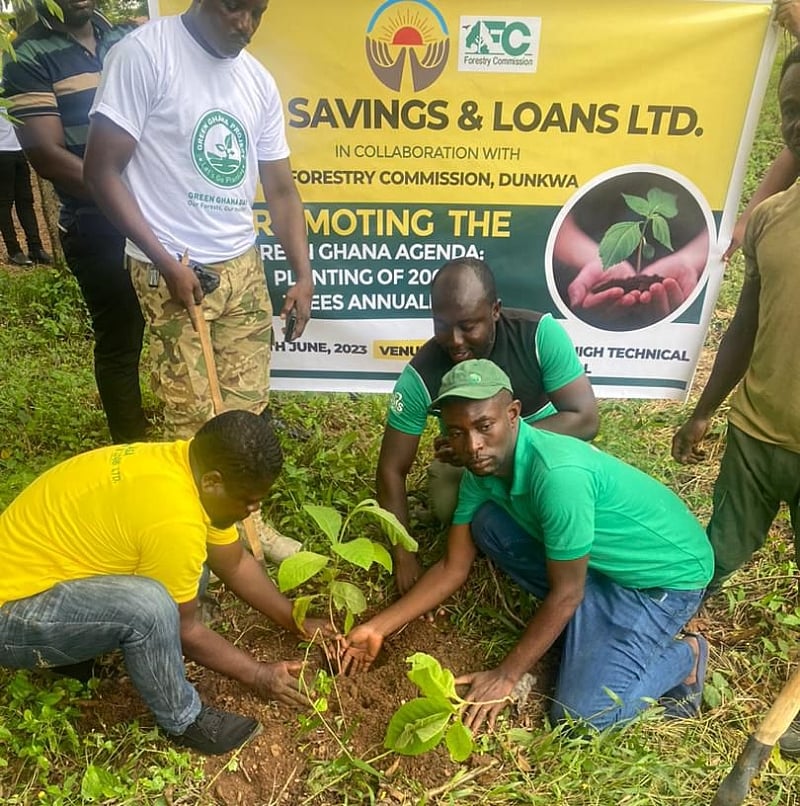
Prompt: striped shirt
<box><xmin>2</xmin><ymin>11</ymin><xmax>132</xmax><ymax>224</ymax></box>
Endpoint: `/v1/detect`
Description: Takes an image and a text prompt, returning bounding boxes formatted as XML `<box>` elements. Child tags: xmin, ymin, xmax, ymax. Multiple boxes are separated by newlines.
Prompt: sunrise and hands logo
<box><xmin>365</xmin><ymin>0</ymin><xmax>449</xmax><ymax>92</ymax></box>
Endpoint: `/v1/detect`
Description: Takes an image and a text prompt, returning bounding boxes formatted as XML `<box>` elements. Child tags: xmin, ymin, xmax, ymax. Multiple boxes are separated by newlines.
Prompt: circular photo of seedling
<box><xmin>545</xmin><ymin>166</ymin><xmax>713</xmax><ymax>332</ymax></box>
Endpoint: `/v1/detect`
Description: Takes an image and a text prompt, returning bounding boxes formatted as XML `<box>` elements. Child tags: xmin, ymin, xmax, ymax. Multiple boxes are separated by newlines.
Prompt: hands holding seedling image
<box><xmin>552</xmin><ymin>173</ymin><xmax>711</xmax><ymax>330</ymax></box>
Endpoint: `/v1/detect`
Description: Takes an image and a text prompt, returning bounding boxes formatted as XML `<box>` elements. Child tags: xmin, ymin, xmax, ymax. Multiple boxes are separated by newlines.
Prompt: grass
<box><xmin>2</xmin><ymin>44</ymin><xmax>800</xmax><ymax>806</ymax></box>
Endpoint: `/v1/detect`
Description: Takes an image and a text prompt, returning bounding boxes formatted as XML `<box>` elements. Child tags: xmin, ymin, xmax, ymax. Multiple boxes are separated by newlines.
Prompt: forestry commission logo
<box><xmin>191</xmin><ymin>110</ymin><xmax>248</xmax><ymax>189</ymax></box>
<box><xmin>458</xmin><ymin>16</ymin><xmax>541</xmax><ymax>74</ymax></box>
<box><xmin>365</xmin><ymin>0</ymin><xmax>449</xmax><ymax>92</ymax></box>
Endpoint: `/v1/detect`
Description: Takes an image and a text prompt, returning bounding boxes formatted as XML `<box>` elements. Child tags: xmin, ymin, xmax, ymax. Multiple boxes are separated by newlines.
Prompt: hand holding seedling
<box><xmin>640</xmin><ymin>229</ymin><xmax>709</xmax><ymax>311</ymax></box>
<box><xmin>251</xmin><ymin>659</ymin><xmax>309</xmax><ymax>707</ymax></box>
<box><xmin>340</xmin><ymin>622</ymin><xmax>385</xmax><ymax>675</ymax></box>
<box><xmin>299</xmin><ymin>616</ymin><xmax>337</xmax><ymax>641</ymax></box>
<box><xmin>567</xmin><ymin>256</ymin><xmax>636</xmax><ymax>312</ymax></box>
<box><xmin>671</xmin><ymin>415</ymin><xmax>710</xmax><ymax>464</ymax></box>
<box><xmin>455</xmin><ymin>668</ymin><xmax>516</xmax><ymax>732</ymax></box>
<box><xmin>281</xmin><ymin>276</ymin><xmax>313</xmax><ymax>340</ymax></box>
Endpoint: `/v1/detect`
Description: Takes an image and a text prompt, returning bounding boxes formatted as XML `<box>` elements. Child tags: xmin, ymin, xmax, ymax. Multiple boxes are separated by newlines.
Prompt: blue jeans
<box><xmin>0</xmin><ymin>576</ymin><xmax>200</xmax><ymax>734</ymax></box>
<box><xmin>471</xmin><ymin>503</ymin><xmax>704</xmax><ymax>730</ymax></box>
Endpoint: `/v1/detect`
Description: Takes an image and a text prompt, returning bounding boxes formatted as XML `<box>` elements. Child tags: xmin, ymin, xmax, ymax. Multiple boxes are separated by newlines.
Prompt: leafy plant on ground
<box><xmin>0</xmin><ymin>670</ymin><xmax>203</xmax><ymax>804</ymax></box>
<box><xmin>598</xmin><ymin>187</ymin><xmax>678</xmax><ymax>272</ymax></box>
<box><xmin>384</xmin><ymin>652</ymin><xmax>474</xmax><ymax>763</ymax></box>
<box><xmin>278</xmin><ymin>498</ymin><xmax>417</xmax><ymax>634</ymax></box>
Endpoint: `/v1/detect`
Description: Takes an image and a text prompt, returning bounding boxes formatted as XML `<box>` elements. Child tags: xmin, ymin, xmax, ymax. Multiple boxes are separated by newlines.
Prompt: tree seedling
<box><xmin>384</xmin><ymin>653</ymin><xmax>474</xmax><ymax>763</ymax></box>
<box><xmin>594</xmin><ymin>187</ymin><xmax>678</xmax><ymax>293</ymax></box>
<box><xmin>277</xmin><ymin>498</ymin><xmax>417</xmax><ymax>637</ymax></box>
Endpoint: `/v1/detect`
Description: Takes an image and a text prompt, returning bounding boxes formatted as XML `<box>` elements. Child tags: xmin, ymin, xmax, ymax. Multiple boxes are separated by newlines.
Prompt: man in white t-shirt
<box><xmin>83</xmin><ymin>0</ymin><xmax>313</xmax><ymax>441</ymax></box>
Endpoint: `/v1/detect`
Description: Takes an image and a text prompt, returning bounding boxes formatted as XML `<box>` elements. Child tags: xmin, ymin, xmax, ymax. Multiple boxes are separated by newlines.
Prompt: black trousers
<box><xmin>0</xmin><ymin>150</ymin><xmax>42</xmax><ymax>254</ymax></box>
<box><xmin>60</xmin><ymin>209</ymin><xmax>147</xmax><ymax>442</ymax></box>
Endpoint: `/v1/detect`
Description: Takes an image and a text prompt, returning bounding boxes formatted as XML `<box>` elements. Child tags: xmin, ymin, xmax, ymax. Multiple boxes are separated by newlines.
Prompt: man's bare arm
<box><xmin>535</xmin><ymin>376</ymin><xmax>599</xmax><ymax>441</ymax></box>
<box><xmin>15</xmin><ymin>115</ymin><xmax>90</xmax><ymax>199</ymax></box>
<box><xmin>376</xmin><ymin>426</ymin><xmax>424</xmax><ymax>592</ymax></box>
<box><xmin>84</xmin><ymin>114</ymin><xmax>201</xmax><ymax>322</ymax></box>
<box><xmin>672</xmin><ymin>273</ymin><xmax>760</xmax><ymax>463</ymax></box>
<box><xmin>258</xmin><ymin>158</ymin><xmax>314</xmax><ymax>338</ymax></box>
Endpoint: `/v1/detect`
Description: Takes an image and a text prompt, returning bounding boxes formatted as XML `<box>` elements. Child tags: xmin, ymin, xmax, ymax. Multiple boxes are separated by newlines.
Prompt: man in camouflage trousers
<box><xmin>129</xmin><ymin>249</ymin><xmax>273</xmax><ymax>438</ymax></box>
<box><xmin>83</xmin><ymin>0</ymin><xmax>312</xmax><ymax>561</ymax></box>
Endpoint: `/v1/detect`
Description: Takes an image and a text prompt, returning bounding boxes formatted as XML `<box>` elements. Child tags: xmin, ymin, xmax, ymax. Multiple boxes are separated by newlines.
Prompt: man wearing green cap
<box><xmin>343</xmin><ymin>359</ymin><xmax>712</xmax><ymax>732</ymax></box>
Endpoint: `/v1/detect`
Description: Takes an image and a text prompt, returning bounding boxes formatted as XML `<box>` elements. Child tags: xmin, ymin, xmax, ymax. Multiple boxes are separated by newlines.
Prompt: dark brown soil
<box><xmin>75</xmin><ymin>600</ymin><xmax>555</xmax><ymax>804</ymax></box>
<box><xmin>592</xmin><ymin>274</ymin><xmax>664</xmax><ymax>294</ymax></box>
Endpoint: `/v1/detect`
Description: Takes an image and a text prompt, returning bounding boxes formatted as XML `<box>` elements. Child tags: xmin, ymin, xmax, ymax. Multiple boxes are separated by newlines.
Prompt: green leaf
<box><xmin>445</xmin><ymin>720</ymin><xmax>474</xmax><ymax>762</ymax></box>
<box><xmin>598</xmin><ymin>221</ymin><xmax>641</xmax><ymax>269</ymax></box>
<box><xmin>330</xmin><ymin>580</ymin><xmax>367</xmax><ymax>614</ymax></box>
<box><xmin>333</xmin><ymin>537</ymin><xmax>378</xmax><ymax>570</ymax></box>
<box><xmin>406</xmin><ymin>652</ymin><xmax>458</xmax><ymax>703</ymax></box>
<box><xmin>351</xmin><ymin>498</ymin><xmax>418</xmax><ymax>552</ymax></box>
<box><xmin>349</xmin><ymin>756</ymin><xmax>382</xmax><ymax>777</ymax></box>
<box><xmin>80</xmin><ymin>764</ymin><xmax>119</xmax><ymax>800</ymax></box>
<box><xmin>621</xmin><ymin>193</ymin><xmax>650</xmax><ymax>217</ymax></box>
<box><xmin>645</xmin><ymin>187</ymin><xmax>678</xmax><ymax>218</ymax></box>
<box><xmin>344</xmin><ymin>609</ymin><xmax>354</xmax><ymax>635</ymax></box>
<box><xmin>650</xmin><ymin>213</ymin><xmax>673</xmax><ymax>251</ymax></box>
<box><xmin>703</xmin><ymin>681</ymin><xmax>722</xmax><ymax>709</ymax></box>
<box><xmin>303</xmin><ymin>504</ymin><xmax>342</xmax><ymax>544</ymax></box>
<box><xmin>372</xmin><ymin>542</ymin><xmax>393</xmax><ymax>572</ymax></box>
<box><xmin>385</xmin><ymin>698</ymin><xmax>452</xmax><ymax>755</ymax></box>
<box><xmin>277</xmin><ymin>551</ymin><xmax>329</xmax><ymax>592</ymax></box>
<box><xmin>224</xmin><ymin>132</ymin><xmax>233</xmax><ymax>150</ymax></box>
<box><xmin>642</xmin><ymin>241</ymin><xmax>656</xmax><ymax>261</ymax></box>
<box><xmin>291</xmin><ymin>594</ymin><xmax>316</xmax><ymax>631</ymax></box>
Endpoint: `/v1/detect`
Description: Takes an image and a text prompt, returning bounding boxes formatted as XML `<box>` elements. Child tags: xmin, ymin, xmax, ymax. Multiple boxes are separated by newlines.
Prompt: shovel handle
<box><xmin>195</xmin><ymin>312</ymin><xmax>225</xmax><ymax>414</ymax></box>
<box><xmin>185</xmin><ymin>254</ymin><xmax>264</xmax><ymax>563</ymax></box>
<box><xmin>712</xmin><ymin>664</ymin><xmax>800</xmax><ymax>806</ymax></box>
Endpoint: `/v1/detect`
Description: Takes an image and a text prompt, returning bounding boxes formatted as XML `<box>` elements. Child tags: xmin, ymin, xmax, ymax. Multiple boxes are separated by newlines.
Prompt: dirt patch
<box><xmin>74</xmin><ymin>602</ymin><xmax>555</xmax><ymax>804</ymax></box>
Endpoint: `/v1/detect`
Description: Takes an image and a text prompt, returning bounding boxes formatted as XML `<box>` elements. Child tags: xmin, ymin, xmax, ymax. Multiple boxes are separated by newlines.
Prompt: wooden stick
<box><xmin>186</xmin><ymin>253</ymin><xmax>264</xmax><ymax>562</ymax></box>
<box><xmin>712</xmin><ymin>664</ymin><xmax>800</xmax><ymax>805</ymax></box>
<box><xmin>195</xmin><ymin>312</ymin><xmax>224</xmax><ymax>414</ymax></box>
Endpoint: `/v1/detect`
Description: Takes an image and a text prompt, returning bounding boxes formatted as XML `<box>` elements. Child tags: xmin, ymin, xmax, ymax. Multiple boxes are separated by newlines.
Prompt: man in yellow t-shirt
<box><xmin>0</xmin><ymin>410</ymin><xmax>327</xmax><ymax>756</ymax></box>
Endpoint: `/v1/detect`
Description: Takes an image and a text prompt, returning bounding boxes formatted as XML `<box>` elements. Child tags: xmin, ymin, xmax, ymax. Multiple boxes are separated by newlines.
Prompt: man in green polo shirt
<box><xmin>344</xmin><ymin>359</ymin><xmax>712</xmax><ymax>732</ymax></box>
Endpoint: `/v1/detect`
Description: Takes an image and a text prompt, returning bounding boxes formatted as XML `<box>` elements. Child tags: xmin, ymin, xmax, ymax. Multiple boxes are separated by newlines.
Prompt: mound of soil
<box><xmin>77</xmin><ymin>606</ymin><xmax>555</xmax><ymax>804</ymax></box>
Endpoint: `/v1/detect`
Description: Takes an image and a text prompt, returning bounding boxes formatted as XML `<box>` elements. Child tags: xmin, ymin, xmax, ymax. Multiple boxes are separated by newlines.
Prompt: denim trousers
<box><xmin>0</xmin><ymin>576</ymin><xmax>200</xmax><ymax>734</ymax></box>
<box><xmin>471</xmin><ymin>502</ymin><xmax>704</xmax><ymax>729</ymax></box>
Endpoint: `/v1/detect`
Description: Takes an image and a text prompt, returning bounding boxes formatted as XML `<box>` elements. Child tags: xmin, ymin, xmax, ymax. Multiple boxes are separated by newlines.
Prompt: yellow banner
<box><xmin>154</xmin><ymin>0</ymin><xmax>775</xmax><ymax>398</ymax></box>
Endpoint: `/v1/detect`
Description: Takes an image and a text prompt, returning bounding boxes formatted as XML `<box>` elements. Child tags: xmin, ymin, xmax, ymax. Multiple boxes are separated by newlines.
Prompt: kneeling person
<box><xmin>0</xmin><ymin>410</ymin><xmax>327</xmax><ymax>755</ymax></box>
<box><xmin>346</xmin><ymin>360</ymin><xmax>711</xmax><ymax>731</ymax></box>
<box><xmin>379</xmin><ymin>257</ymin><xmax>598</xmax><ymax>593</ymax></box>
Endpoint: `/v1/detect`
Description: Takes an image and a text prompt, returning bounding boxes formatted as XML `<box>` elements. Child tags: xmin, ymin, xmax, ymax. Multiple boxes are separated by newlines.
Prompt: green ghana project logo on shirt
<box><xmin>191</xmin><ymin>110</ymin><xmax>248</xmax><ymax>188</ymax></box>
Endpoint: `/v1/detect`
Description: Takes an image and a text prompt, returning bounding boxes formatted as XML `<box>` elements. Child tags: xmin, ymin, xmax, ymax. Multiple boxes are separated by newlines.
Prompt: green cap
<box><xmin>428</xmin><ymin>359</ymin><xmax>513</xmax><ymax>413</ymax></box>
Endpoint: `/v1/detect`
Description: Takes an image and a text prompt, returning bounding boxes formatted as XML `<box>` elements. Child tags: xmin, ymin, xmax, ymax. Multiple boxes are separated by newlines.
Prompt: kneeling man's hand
<box><xmin>252</xmin><ymin>660</ymin><xmax>308</xmax><ymax>707</ymax></box>
<box><xmin>298</xmin><ymin>616</ymin><xmax>337</xmax><ymax>641</ymax></box>
<box><xmin>340</xmin><ymin>623</ymin><xmax>384</xmax><ymax>675</ymax></box>
<box><xmin>456</xmin><ymin>668</ymin><xmax>516</xmax><ymax>733</ymax></box>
